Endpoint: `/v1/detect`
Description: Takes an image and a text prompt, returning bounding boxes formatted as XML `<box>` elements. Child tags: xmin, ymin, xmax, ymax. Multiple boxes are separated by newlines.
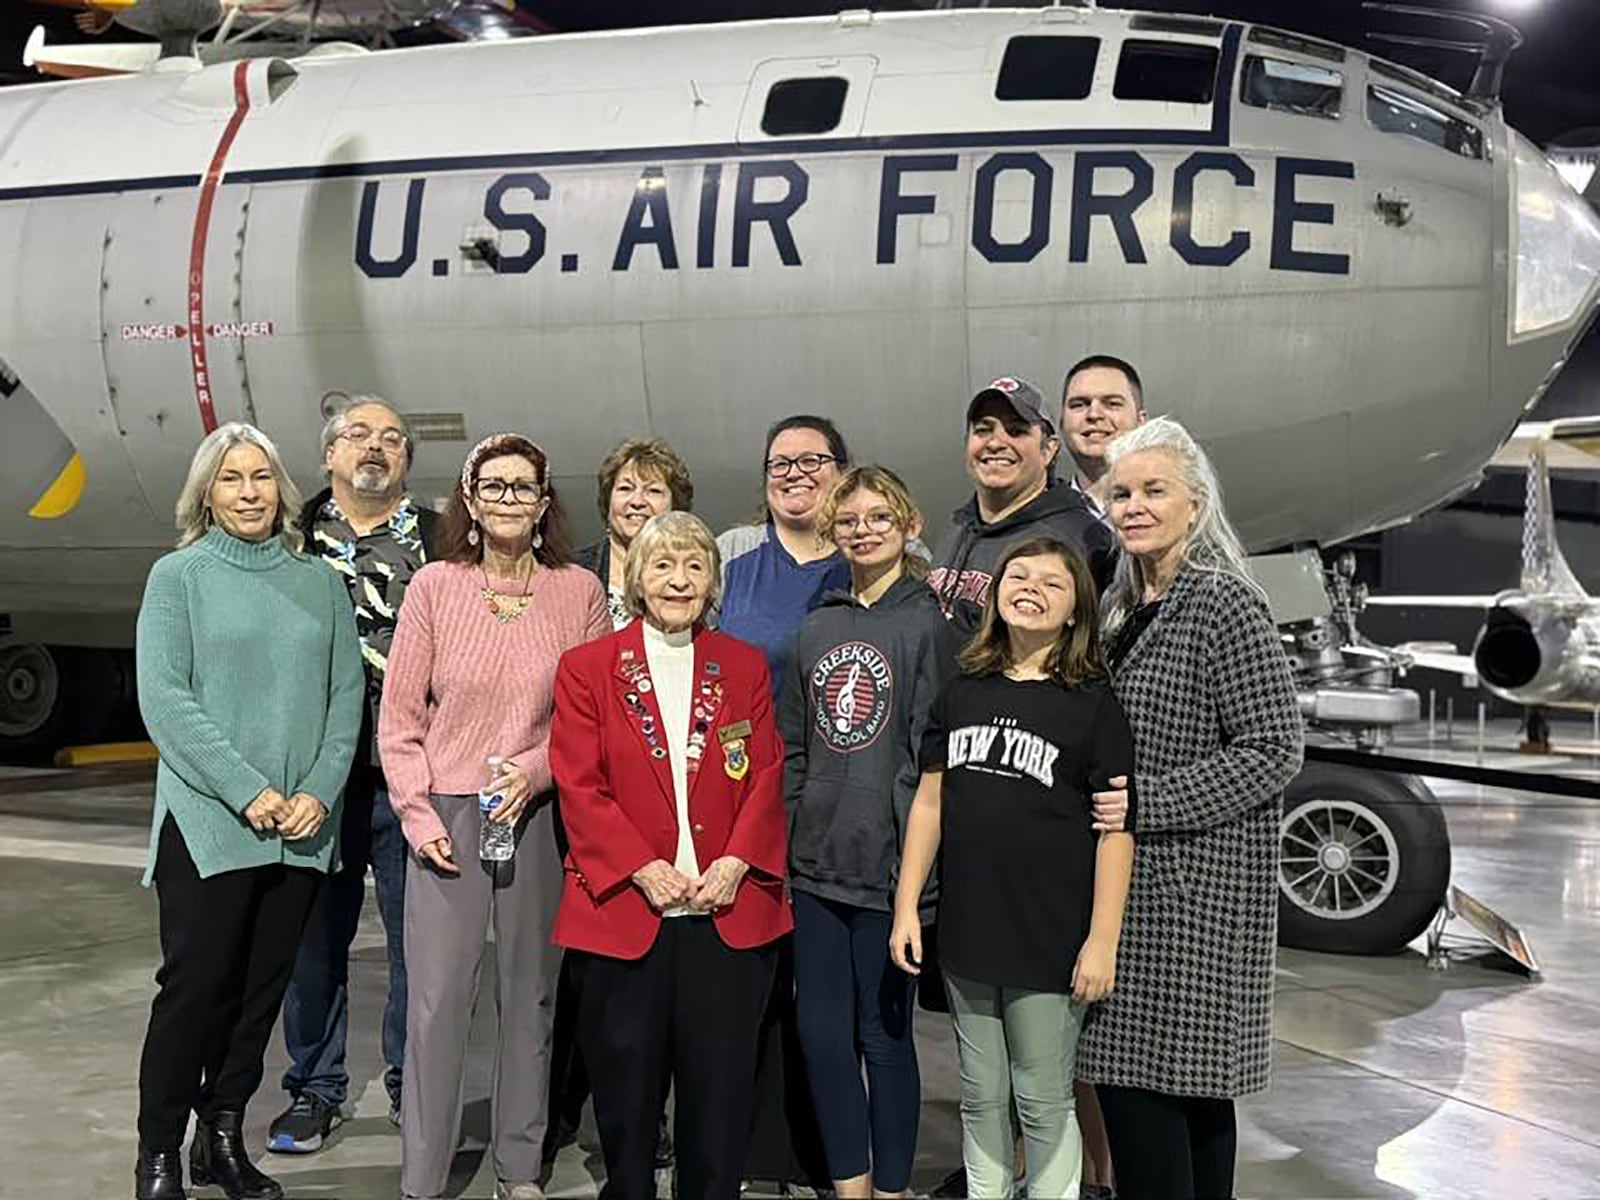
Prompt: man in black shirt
<box><xmin>271</xmin><ymin>395</ymin><xmax>437</xmax><ymax>1153</ymax></box>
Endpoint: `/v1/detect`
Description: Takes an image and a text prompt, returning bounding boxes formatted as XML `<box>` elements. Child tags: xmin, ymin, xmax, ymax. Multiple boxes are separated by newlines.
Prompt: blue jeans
<box><xmin>791</xmin><ymin>890</ymin><xmax>920</xmax><ymax>1192</ymax></box>
<box><xmin>280</xmin><ymin>772</ymin><xmax>407</xmax><ymax>1107</ymax></box>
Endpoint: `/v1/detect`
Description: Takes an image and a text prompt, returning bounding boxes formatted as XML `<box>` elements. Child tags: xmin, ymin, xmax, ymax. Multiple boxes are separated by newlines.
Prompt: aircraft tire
<box><xmin>0</xmin><ymin>643</ymin><xmax>127</xmax><ymax>763</ymax></box>
<box><xmin>1276</xmin><ymin>765</ymin><xmax>1451</xmax><ymax>956</ymax></box>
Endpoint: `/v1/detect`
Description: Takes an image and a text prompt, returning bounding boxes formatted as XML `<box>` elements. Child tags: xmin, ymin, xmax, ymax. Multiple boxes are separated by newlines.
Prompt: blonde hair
<box><xmin>816</xmin><ymin>465</ymin><xmax>929</xmax><ymax>580</ymax></box>
<box><xmin>175</xmin><ymin>422</ymin><xmax>304</xmax><ymax>553</ymax></box>
<box><xmin>1100</xmin><ymin>416</ymin><xmax>1260</xmax><ymax>636</ymax></box>
<box><xmin>623</xmin><ymin>511</ymin><xmax>723</xmax><ymax>619</ymax></box>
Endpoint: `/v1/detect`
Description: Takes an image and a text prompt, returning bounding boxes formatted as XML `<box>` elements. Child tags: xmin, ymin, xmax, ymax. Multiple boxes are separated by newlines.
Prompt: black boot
<box><xmin>189</xmin><ymin>1112</ymin><xmax>283</xmax><ymax>1200</ymax></box>
<box><xmin>134</xmin><ymin>1146</ymin><xmax>187</xmax><ymax>1200</ymax></box>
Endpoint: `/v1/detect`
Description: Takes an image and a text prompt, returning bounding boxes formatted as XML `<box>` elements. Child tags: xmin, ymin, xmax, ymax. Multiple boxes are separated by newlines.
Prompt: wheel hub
<box><xmin>0</xmin><ymin>645</ymin><xmax>61</xmax><ymax>738</ymax></box>
<box><xmin>1319</xmin><ymin>842</ymin><xmax>1352</xmax><ymax>873</ymax></box>
<box><xmin>1280</xmin><ymin>797</ymin><xmax>1401</xmax><ymax>921</ymax></box>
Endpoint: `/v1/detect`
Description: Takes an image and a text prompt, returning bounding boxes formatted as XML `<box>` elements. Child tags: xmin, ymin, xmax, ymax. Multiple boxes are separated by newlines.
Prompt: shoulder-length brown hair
<box><xmin>595</xmin><ymin>437</ymin><xmax>695</xmax><ymax>522</ymax></box>
<box><xmin>435</xmin><ymin>433</ymin><xmax>573</xmax><ymax>568</ymax></box>
<box><xmin>958</xmin><ymin>536</ymin><xmax>1106</xmax><ymax>687</ymax></box>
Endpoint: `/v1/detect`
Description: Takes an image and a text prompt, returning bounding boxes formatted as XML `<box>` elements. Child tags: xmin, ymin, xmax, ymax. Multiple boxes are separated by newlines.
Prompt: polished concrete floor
<box><xmin>3</xmin><ymin>738</ymin><xmax>1599</xmax><ymax>1199</ymax></box>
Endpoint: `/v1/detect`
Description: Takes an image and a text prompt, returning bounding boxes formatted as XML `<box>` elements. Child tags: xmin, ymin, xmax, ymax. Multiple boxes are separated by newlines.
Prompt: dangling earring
<box><xmin>531</xmin><ymin>526</ymin><xmax>544</xmax><ymax>550</ymax></box>
<box><xmin>468</xmin><ymin>522</ymin><xmax>480</xmax><ymax>547</ymax></box>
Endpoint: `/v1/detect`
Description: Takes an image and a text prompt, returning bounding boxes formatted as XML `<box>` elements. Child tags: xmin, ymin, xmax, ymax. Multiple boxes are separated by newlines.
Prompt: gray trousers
<box><xmin>400</xmin><ymin>794</ymin><xmax>563</xmax><ymax>1199</ymax></box>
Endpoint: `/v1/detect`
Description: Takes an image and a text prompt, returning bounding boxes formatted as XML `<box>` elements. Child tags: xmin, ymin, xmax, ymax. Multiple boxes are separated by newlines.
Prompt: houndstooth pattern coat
<box><xmin>1076</xmin><ymin>565</ymin><xmax>1303</xmax><ymax>1098</ymax></box>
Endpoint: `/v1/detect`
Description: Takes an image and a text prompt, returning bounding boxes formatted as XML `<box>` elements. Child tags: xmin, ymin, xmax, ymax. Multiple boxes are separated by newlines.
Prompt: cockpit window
<box><xmin>1113</xmin><ymin>39</ymin><xmax>1219</xmax><ymax>104</ymax></box>
<box><xmin>1368</xmin><ymin>84</ymin><xmax>1485</xmax><ymax>160</ymax></box>
<box><xmin>1241</xmin><ymin>55</ymin><xmax>1342</xmax><ymax>120</ymax></box>
<box><xmin>995</xmin><ymin>36</ymin><xmax>1099</xmax><ymax>101</ymax></box>
<box><xmin>761</xmin><ymin>77</ymin><xmax>848</xmax><ymax>136</ymax></box>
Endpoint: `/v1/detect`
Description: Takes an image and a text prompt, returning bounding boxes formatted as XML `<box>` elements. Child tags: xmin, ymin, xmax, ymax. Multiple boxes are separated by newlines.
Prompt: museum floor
<box><xmin>2</xmin><ymin>747</ymin><xmax>1596</xmax><ymax>1199</ymax></box>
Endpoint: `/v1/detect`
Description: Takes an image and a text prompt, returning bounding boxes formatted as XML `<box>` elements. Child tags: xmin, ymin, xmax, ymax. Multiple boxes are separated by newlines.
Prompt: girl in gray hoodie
<box><xmin>779</xmin><ymin>465</ymin><xmax>961</xmax><ymax>1199</ymax></box>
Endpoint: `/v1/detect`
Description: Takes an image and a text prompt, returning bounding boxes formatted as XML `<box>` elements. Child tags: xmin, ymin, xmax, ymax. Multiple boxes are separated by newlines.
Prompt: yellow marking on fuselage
<box><xmin>27</xmin><ymin>453</ymin><xmax>85</xmax><ymax>520</ymax></box>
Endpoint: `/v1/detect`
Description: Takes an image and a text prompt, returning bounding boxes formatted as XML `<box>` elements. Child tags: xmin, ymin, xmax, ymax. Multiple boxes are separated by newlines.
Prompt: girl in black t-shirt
<box><xmin>890</xmin><ymin>536</ymin><xmax>1135</xmax><ymax>1200</ymax></box>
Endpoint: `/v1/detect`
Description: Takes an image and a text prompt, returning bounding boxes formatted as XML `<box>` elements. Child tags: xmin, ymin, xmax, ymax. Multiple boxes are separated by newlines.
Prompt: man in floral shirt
<box><xmin>271</xmin><ymin>395</ymin><xmax>438</xmax><ymax>1153</ymax></box>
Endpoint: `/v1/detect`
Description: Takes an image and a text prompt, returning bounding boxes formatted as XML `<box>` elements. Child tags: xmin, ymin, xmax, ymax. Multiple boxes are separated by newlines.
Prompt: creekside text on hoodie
<box><xmin>928</xmin><ymin>481</ymin><xmax>1116</xmax><ymax>636</ymax></box>
<box><xmin>779</xmin><ymin>574</ymin><xmax>962</xmax><ymax>914</ymax></box>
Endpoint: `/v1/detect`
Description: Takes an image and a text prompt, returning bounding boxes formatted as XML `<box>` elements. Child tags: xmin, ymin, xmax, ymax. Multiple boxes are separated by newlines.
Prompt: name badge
<box><xmin>718</xmin><ymin>719</ymin><xmax>753</xmax><ymax>745</ymax></box>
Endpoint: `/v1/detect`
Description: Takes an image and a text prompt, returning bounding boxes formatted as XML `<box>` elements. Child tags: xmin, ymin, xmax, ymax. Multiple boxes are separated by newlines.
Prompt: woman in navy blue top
<box><xmin>715</xmin><ymin>414</ymin><xmax>851</xmax><ymax>1187</ymax></box>
<box><xmin>716</xmin><ymin>415</ymin><xmax>852</xmax><ymax>693</ymax></box>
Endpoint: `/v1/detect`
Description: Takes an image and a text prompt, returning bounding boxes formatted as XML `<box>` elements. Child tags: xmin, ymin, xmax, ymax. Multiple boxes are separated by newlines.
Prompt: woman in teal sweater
<box><xmin>133</xmin><ymin>423</ymin><xmax>364</xmax><ymax>1200</ymax></box>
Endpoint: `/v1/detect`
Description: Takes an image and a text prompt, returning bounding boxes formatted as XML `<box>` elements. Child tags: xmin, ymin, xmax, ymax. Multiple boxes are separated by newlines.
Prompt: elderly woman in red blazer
<box><xmin>551</xmin><ymin>509</ymin><xmax>791</xmax><ymax>1200</ymax></box>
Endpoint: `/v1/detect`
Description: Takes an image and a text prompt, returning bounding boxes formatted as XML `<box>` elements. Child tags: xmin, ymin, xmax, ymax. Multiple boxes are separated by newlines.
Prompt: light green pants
<box><xmin>945</xmin><ymin>971</ymin><xmax>1085</xmax><ymax>1199</ymax></box>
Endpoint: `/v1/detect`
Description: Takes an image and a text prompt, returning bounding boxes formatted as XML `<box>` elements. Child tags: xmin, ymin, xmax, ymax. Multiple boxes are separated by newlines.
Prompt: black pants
<box><xmin>544</xmin><ymin>951</ymin><xmax>591</xmax><ymax>1154</ymax></box>
<box><xmin>1096</xmin><ymin>1085</ymin><xmax>1238</xmax><ymax>1200</ymax></box>
<box><xmin>572</xmin><ymin>919</ymin><xmax>777</xmax><ymax>1200</ymax></box>
<box><xmin>137</xmin><ymin>818</ymin><xmax>322</xmax><ymax>1148</ymax></box>
<box><xmin>743</xmin><ymin>937</ymin><xmax>832</xmax><ymax>1186</ymax></box>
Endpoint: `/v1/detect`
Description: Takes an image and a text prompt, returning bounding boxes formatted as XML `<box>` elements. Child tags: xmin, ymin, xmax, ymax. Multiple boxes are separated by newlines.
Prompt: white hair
<box><xmin>623</xmin><ymin>511</ymin><xmax>722</xmax><ymax>619</ymax></box>
<box><xmin>1101</xmin><ymin>416</ymin><xmax>1260</xmax><ymax>635</ymax></box>
<box><xmin>175</xmin><ymin>422</ymin><xmax>304</xmax><ymax>553</ymax></box>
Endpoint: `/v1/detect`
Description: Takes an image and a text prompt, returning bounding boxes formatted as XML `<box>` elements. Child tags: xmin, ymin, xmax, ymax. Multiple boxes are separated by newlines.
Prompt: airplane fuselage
<box><xmin>1</xmin><ymin>7</ymin><xmax>1597</xmax><ymax>642</ymax></box>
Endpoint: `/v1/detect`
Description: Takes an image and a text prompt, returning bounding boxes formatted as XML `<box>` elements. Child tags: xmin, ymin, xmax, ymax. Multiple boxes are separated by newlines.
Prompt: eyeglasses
<box><xmin>474</xmin><ymin>479</ymin><xmax>542</xmax><ymax>505</ymax></box>
<box><xmin>337</xmin><ymin>424</ymin><xmax>408</xmax><ymax>452</ymax></box>
<box><xmin>765</xmin><ymin>453</ymin><xmax>837</xmax><ymax>479</ymax></box>
<box><xmin>832</xmin><ymin>511</ymin><xmax>899</xmax><ymax>536</ymax></box>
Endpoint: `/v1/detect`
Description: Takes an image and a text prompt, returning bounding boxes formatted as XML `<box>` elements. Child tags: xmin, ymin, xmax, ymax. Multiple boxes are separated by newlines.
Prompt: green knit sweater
<box><xmin>135</xmin><ymin>527</ymin><xmax>365</xmax><ymax>884</ymax></box>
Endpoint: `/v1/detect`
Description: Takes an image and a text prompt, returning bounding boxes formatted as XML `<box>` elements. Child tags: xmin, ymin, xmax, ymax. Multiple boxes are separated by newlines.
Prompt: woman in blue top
<box><xmin>717</xmin><ymin>415</ymin><xmax>852</xmax><ymax>692</ymax></box>
<box><xmin>716</xmin><ymin>414</ymin><xmax>851</xmax><ymax>1187</ymax></box>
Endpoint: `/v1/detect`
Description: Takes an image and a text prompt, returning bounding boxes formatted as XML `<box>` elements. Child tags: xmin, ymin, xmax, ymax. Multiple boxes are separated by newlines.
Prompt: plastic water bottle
<box><xmin>479</xmin><ymin>755</ymin><xmax>515</xmax><ymax>862</ymax></box>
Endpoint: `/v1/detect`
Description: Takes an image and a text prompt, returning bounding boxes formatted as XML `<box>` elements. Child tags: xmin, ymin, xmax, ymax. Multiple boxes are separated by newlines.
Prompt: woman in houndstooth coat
<box><xmin>1075</xmin><ymin>417</ymin><xmax>1304</xmax><ymax>1200</ymax></box>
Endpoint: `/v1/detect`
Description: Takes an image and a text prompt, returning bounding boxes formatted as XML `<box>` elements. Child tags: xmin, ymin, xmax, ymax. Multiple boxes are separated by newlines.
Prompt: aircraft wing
<box><xmin>1364</xmin><ymin>595</ymin><xmax>1495</xmax><ymax>608</ymax></box>
<box><xmin>1392</xmin><ymin>643</ymin><xmax>1480</xmax><ymax>679</ymax></box>
<box><xmin>1489</xmin><ymin>416</ymin><xmax>1600</xmax><ymax>473</ymax></box>
<box><xmin>23</xmin><ymin>25</ymin><xmax>159</xmax><ymax>77</ymax></box>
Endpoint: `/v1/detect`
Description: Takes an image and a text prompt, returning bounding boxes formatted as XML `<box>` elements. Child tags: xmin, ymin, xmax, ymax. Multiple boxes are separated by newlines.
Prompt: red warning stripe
<box><xmin>187</xmin><ymin>61</ymin><xmax>253</xmax><ymax>435</ymax></box>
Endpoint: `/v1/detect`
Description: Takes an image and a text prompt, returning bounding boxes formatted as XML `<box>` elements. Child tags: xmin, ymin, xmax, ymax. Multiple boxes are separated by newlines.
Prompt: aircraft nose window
<box><xmin>1113</xmin><ymin>39</ymin><xmax>1219</xmax><ymax>104</ymax></box>
<box><xmin>1367</xmin><ymin>85</ymin><xmax>1484</xmax><ymax>160</ymax></box>
<box><xmin>761</xmin><ymin>77</ymin><xmax>849</xmax><ymax>136</ymax></box>
<box><xmin>995</xmin><ymin>36</ymin><xmax>1099</xmax><ymax>102</ymax></box>
<box><xmin>1241</xmin><ymin>56</ymin><xmax>1343</xmax><ymax>120</ymax></box>
<box><xmin>1509</xmin><ymin>129</ymin><xmax>1600</xmax><ymax>338</ymax></box>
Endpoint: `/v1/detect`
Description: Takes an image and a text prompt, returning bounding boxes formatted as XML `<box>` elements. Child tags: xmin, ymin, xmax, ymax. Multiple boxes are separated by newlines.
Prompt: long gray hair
<box><xmin>175</xmin><ymin>422</ymin><xmax>305</xmax><ymax>553</ymax></box>
<box><xmin>1100</xmin><ymin>416</ymin><xmax>1259</xmax><ymax>635</ymax></box>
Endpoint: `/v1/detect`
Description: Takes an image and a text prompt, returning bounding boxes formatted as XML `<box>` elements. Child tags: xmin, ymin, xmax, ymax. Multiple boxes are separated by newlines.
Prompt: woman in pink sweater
<box><xmin>380</xmin><ymin>433</ymin><xmax>608</xmax><ymax>1200</ymax></box>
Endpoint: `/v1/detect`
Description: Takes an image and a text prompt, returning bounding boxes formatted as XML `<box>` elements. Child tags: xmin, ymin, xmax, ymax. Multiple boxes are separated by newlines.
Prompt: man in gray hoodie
<box><xmin>928</xmin><ymin>377</ymin><xmax>1116</xmax><ymax>637</ymax></box>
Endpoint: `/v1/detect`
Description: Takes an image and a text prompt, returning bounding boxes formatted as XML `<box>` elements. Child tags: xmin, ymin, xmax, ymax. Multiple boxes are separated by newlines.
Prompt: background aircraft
<box><xmin>2</xmin><ymin>5</ymin><xmax>1599</xmax><ymax>956</ymax></box>
<box><xmin>24</xmin><ymin>0</ymin><xmax>544</xmax><ymax>70</ymax></box>
<box><xmin>1370</xmin><ymin>420</ymin><xmax>1600</xmax><ymax>709</ymax></box>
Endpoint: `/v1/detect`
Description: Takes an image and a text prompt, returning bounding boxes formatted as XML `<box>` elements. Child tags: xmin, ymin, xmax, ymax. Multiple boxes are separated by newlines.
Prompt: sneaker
<box><xmin>266</xmin><ymin>1093</ymin><xmax>343</xmax><ymax>1154</ymax></box>
<box><xmin>494</xmin><ymin>1182</ymin><xmax>545</xmax><ymax>1200</ymax></box>
<box><xmin>388</xmin><ymin>1097</ymin><xmax>402</xmax><ymax>1129</ymax></box>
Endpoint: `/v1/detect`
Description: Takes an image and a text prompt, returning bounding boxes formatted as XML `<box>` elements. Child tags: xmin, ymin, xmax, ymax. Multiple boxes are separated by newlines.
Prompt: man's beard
<box><xmin>351</xmin><ymin>464</ymin><xmax>393</xmax><ymax>495</ymax></box>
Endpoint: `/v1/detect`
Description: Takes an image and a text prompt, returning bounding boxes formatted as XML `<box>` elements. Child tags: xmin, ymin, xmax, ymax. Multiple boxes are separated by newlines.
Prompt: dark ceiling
<box><xmin>0</xmin><ymin>1</ymin><xmax>1597</xmax><ymax>144</ymax></box>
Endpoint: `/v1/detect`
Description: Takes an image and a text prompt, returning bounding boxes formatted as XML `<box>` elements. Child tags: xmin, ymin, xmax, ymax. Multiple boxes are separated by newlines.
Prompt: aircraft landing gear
<box><xmin>1277</xmin><ymin>764</ymin><xmax>1452</xmax><ymax>955</ymax></box>
<box><xmin>1252</xmin><ymin>549</ymin><xmax>1456</xmax><ymax>956</ymax></box>
<box><xmin>0</xmin><ymin>642</ymin><xmax>138</xmax><ymax>763</ymax></box>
